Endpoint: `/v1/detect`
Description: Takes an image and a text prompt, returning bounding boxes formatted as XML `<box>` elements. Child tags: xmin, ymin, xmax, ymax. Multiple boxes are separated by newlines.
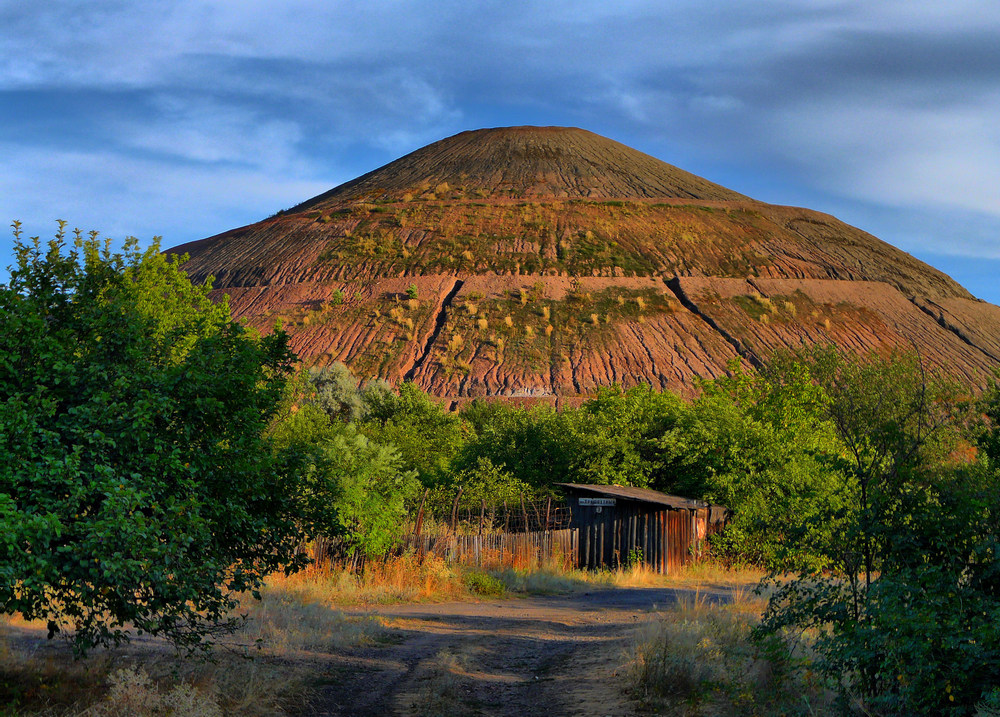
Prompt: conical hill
<box><xmin>169</xmin><ymin>126</ymin><xmax>1000</xmax><ymax>405</ymax></box>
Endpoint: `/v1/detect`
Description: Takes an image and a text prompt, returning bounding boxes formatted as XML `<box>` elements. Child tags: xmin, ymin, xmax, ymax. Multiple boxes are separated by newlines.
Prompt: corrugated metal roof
<box><xmin>555</xmin><ymin>483</ymin><xmax>712</xmax><ymax>510</ymax></box>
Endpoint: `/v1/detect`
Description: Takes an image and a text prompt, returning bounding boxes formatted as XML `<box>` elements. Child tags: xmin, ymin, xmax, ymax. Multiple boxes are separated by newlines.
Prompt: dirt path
<box><xmin>304</xmin><ymin>586</ymin><xmax>735</xmax><ymax>717</ymax></box>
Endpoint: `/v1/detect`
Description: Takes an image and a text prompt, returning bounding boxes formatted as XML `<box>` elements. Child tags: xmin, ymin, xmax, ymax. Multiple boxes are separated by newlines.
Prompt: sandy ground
<box><xmin>303</xmin><ymin>586</ymin><xmax>736</xmax><ymax>717</ymax></box>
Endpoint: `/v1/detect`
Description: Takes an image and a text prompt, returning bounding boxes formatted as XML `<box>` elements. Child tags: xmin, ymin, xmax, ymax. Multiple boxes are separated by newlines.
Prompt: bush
<box><xmin>756</xmin><ymin>351</ymin><xmax>997</xmax><ymax>714</ymax></box>
<box><xmin>0</xmin><ymin>224</ymin><xmax>305</xmax><ymax>654</ymax></box>
<box><xmin>271</xmin><ymin>405</ymin><xmax>419</xmax><ymax>558</ymax></box>
<box><xmin>462</xmin><ymin>571</ymin><xmax>506</xmax><ymax>597</ymax></box>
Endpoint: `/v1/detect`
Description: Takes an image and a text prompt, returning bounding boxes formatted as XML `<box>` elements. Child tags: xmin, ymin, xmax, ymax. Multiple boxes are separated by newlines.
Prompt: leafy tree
<box><xmin>359</xmin><ymin>381</ymin><xmax>467</xmax><ymax>486</ymax></box>
<box><xmin>647</xmin><ymin>360</ymin><xmax>846</xmax><ymax>568</ymax></box>
<box><xmin>449</xmin><ymin>456</ymin><xmax>531</xmax><ymax>504</ymax></box>
<box><xmin>307</xmin><ymin>361</ymin><xmax>394</xmax><ymax>424</ymax></box>
<box><xmin>456</xmin><ymin>401</ymin><xmax>573</xmax><ymax>489</ymax></box>
<box><xmin>756</xmin><ymin>349</ymin><xmax>995</xmax><ymax>714</ymax></box>
<box><xmin>271</xmin><ymin>403</ymin><xmax>419</xmax><ymax>558</ymax></box>
<box><xmin>309</xmin><ymin>362</ymin><xmax>366</xmax><ymax>423</ymax></box>
<box><xmin>0</xmin><ymin>224</ymin><xmax>305</xmax><ymax>654</ymax></box>
<box><xmin>569</xmin><ymin>384</ymin><xmax>688</xmax><ymax>487</ymax></box>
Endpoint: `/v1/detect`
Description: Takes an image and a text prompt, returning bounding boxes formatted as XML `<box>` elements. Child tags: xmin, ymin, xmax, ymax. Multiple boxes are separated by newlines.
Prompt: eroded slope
<box><xmin>169</xmin><ymin>126</ymin><xmax>1000</xmax><ymax>397</ymax></box>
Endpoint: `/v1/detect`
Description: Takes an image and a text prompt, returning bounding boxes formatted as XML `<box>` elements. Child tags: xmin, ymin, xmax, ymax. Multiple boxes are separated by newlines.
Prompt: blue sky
<box><xmin>2</xmin><ymin>1</ymin><xmax>999</xmax><ymax>303</ymax></box>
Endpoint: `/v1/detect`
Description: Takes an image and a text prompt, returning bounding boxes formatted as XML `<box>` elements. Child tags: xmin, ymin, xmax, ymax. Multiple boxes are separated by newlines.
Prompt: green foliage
<box><xmin>456</xmin><ymin>387</ymin><xmax>684</xmax><ymax>491</ymax></box>
<box><xmin>661</xmin><ymin>359</ymin><xmax>847</xmax><ymax>568</ymax></box>
<box><xmin>456</xmin><ymin>401</ymin><xmax>573</xmax><ymax>489</ymax></box>
<box><xmin>307</xmin><ymin>362</ymin><xmax>394</xmax><ymax>424</ymax></box>
<box><xmin>0</xmin><ymin>223</ymin><xmax>304</xmax><ymax>654</ymax></box>
<box><xmin>756</xmin><ymin>349</ymin><xmax>997</xmax><ymax>714</ymax></box>
<box><xmin>571</xmin><ymin>384</ymin><xmax>689</xmax><ymax>487</ymax></box>
<box><xmin>461</xmin><ymin>571</ymin><xmax>506</xmax><ymax>596</ymax></box>
<box><xmin>359</xmin><ymin>382</ymin><xmax>467</xmax><ymax>487</ymax></box>
<box><xmin>309</xmin><ymin>362</ymin><xmax>365</xmax><ymax>423</ymax></box>
<box><xmin>977</xmin><ymin>372</ymin><xmax>1000</xmax><ymax>466</ymax></box>
<box><xmin>271</xmin><ymin>404</ymin><xmax>419</xmax><ymax>557</ymax></box>
<box><xmin>448</xmin><ymin>456</ymin><xmax>531</xmax><ymax>503</ymax></box>
<box><xmin>406</xmin><ymin>283</ymin><xmax>419</xmax><ymax>300</ymax></box>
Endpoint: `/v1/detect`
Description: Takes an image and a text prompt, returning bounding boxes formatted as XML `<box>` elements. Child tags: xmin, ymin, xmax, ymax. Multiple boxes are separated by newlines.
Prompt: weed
<box><xmin>462</xmin><ymin>572</ymin><xmax>506</xmax><ymax>597</ymax></box>
<box><xmin>89</xmin><ymin>666</ymin><xmax>221</xmax><ymax>717</ymax></box>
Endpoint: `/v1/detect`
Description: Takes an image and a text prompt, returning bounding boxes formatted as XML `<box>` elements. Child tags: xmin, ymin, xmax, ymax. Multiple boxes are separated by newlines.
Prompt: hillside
<box><xmin>169</xmin><ymin>126</ymin><xmax>1000</xmax><ymax>404</ymax></box>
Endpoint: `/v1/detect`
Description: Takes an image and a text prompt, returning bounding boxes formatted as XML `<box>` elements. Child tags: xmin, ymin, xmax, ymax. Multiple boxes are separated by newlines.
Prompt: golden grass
<box><xmin>627</xmin><ymin>586</ymin><xmax>832</xmax><ymax>716</ymax></box>
<box><xmin>1</xmin><ymin>555</ymin><xmax>774</xmax><ymax>715</ymax></box>
<box><xmin>0</xmin><ymin>567</ymin><xmax>395</xmax><ymax>716</ymax></box>
<box><xmin>0</xmin><ymin>630</ymin><xmax>315</xmax><ymax>716</ymax></box>
<box><xmin>267</xmin><ymin>554</ymin><xmax>472</xmax><ymax>607</ymax></box>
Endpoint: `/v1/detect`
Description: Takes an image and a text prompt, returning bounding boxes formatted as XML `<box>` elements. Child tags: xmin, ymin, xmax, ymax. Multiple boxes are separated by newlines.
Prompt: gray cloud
<box><xmin>2</xmin><ymin>0</ymin><xmax>999</xmax><ymax>299</ymax></box>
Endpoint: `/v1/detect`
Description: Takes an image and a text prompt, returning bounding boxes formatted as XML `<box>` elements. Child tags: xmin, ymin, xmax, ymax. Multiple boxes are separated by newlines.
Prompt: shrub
<box><xmin>0</xmin><ymin>224</ymin><xmax>304</xmax><ymax>654</ymax></box>
<box><xmin>462</xmin><ymin>571</ymin><xmax>506</xmax><ymax>597</ymax></box>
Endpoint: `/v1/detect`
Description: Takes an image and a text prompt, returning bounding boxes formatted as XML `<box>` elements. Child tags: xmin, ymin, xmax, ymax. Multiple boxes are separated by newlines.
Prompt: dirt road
<box><xmin>304</xmin><ymin>586</ymin><xmax>734</xmax><ymax>717</ymax></box>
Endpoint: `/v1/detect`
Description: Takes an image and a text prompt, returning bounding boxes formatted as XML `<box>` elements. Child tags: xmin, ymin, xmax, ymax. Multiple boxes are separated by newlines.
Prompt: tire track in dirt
<box><xmin>302</xmin><ymin>586</ymin><xmax>737</xmax><ymax>717</ymax></box>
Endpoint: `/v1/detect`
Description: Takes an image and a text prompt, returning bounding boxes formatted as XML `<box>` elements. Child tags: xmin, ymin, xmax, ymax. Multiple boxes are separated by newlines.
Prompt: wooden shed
<box><xmin>556</xmin><ymin>483</ymin><xmax>729</xmax><ymax>573</ymax></box>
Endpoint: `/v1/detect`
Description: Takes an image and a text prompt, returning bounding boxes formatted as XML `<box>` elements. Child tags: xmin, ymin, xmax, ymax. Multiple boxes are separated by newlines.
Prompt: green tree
<box><xmin>569</xmin><ymin>384</ymin><xmax>688</xmax><ymax>488</ymax></box>
<box><xmin>651</xmin><ymin>360</ymin><xmax>845</xmax><ymax>568</ymax></box>
<box><xmin>271</xmin><ymin>403</ymin><xmax>419</xmax><ymax>558</ymax></box>
<box><xmin>309</xmin><ymin>362</ymin><xmax>366</xmax><ymax>423</ymax></box>
<box><xmin>0</xmin><ymin>223</ymin><xmax>305</xmax><ymax>654</ymax></box>
<box><xmin>359</xmin><ymin>381</ymin><xmax>467</xmax><ymax>486</ymax></box>
<box><xmin>756</xmin><ymin>350</ymin><xmax>995</xmax><ymax>714</ymax></box>
<box><xmin>456</xmin><ymin>401</ymin><xmax>573</xmax><ymax>489</ymax></box>
<box><xmin>449</xmin><ymin>456</ymin><xmax>531</xmax><ymax>504</ymax></box>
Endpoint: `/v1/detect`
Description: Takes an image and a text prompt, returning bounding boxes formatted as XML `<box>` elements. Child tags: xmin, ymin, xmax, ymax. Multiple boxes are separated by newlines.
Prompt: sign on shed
<box><xmin>578</xmin><ymin>497</ymin><xmax>616</xmax><ymax>507</ymax></box>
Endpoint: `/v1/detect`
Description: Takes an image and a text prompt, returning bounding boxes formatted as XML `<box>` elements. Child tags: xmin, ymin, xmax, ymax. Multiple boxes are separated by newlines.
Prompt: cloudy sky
<box><xmin>2</xmin><ymin>1</ymin><xmax>999</xmax><ymax>302</ymax></box>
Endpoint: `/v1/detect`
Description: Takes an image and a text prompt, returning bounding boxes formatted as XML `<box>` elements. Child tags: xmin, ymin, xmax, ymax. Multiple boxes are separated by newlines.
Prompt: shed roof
<box><xmin>555</xmin><ymin>483</ymin><xmax>712</xmax><ymax>510</ymax></box>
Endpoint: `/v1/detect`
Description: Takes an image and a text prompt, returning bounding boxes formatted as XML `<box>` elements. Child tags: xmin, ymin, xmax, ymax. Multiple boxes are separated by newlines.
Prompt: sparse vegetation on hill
<box><xmin>166</xmin><ymin>127</ymin><xmax>999</xmax><ymax>399</ymax></box>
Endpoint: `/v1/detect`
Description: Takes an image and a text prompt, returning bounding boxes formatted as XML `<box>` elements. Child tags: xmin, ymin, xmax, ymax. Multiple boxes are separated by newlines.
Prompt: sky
<box><xmin>2</xmin><ymin>1</ymin><xmax>999</xmax><ymax>303</ymax></box>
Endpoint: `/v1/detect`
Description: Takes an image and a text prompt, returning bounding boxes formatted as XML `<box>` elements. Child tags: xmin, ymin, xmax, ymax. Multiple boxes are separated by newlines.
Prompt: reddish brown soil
<box><xmin>167</xmin><ymin>126</ymin><xmax>1000</xmax><ymax>396</ymax></box>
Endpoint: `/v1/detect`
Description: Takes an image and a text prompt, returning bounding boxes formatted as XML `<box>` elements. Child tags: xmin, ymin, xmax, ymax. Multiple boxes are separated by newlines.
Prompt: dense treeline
<box><xmin>2</xmin><ymin>230</ymin><xmax>998</xmax><ymax>712</ymax></box>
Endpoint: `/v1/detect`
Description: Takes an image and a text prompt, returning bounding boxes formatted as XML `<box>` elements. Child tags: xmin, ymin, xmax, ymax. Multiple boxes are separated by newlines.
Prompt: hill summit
<box><xmin>170</xmin><ymin>126</ymin><xmax>1000</xmax><ymax>404</ymax></box>
<box><xmin>293</xmin><ymin>126</ymin><xmax>745</xmax><ymax>207</ymax></box>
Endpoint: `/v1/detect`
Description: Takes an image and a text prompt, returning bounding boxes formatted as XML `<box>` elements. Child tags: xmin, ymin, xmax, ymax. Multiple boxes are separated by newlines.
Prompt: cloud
<box><xmin>2</xmin><ymin>0</ymin><xmax>999</xmax><ymax>284</ymax></box>
<box><xmin>0</xmin><ymin>141</ymin><xmax>330</xmax><ymax>258</ymax></box>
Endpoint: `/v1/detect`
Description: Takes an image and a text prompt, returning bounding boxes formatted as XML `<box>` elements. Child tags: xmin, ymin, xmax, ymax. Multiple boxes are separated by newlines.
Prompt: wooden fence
<box><xmin>310</xmin><ymin>528</ymin><xmax>579</xmax><ymax>571</ymax></box>
<box><xmin>406</xmin><ymin>528</ymin><xmax>578</xmax><ymax>570</ymax></box>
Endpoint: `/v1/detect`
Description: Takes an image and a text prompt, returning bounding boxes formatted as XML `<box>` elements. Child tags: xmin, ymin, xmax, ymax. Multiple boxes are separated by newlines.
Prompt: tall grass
<box><xmin>2</xmin><ymin>555</ymin><xmax>773</xmax><ymax>715</ymax></box>
<box><xmin>628</xmin><ymin>589</ymin><xmax>832</xmax><ymax>715</ymax></box>
<box><xmin>0</xmin><ymin>565</ymin><xmax>394</xmax><ymax>716</ymax></box>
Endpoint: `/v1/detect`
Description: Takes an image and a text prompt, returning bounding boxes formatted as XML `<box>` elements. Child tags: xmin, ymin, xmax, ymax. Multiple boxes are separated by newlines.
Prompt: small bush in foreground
<box><xmin>461</xmin><ymin>571</ymin><xmax>506</xmax><ymax>597</ymax></box>
<box><xmin>89</xmin><ymin>666</ymin><xmax>221</xmax><ymax>717</ymax></box>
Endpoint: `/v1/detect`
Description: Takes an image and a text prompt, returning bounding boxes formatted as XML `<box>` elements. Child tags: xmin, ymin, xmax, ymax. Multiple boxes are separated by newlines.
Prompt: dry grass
<box><xmin>1</xmin><ymin>555</ymin><xmax>774</xmax><ymax>715</ymax></box>
<box><xmin>628</xmin><ymin>588</ymin><xmax>832</xmax><ymax>716</ymax></box>
<box><xmin>270</xmin><ymin>554</ymin><xmax>469</xmax><ymax>606</ymax></box>
<box><xmin>0</xmin><ymin>567</ymin><xmax>395</xmax><ymax>716</ymax></box>
<box><xmin>0</xmin><ymin>629</ymin><xmax>316</xmax><ymax>716</ymax></box>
